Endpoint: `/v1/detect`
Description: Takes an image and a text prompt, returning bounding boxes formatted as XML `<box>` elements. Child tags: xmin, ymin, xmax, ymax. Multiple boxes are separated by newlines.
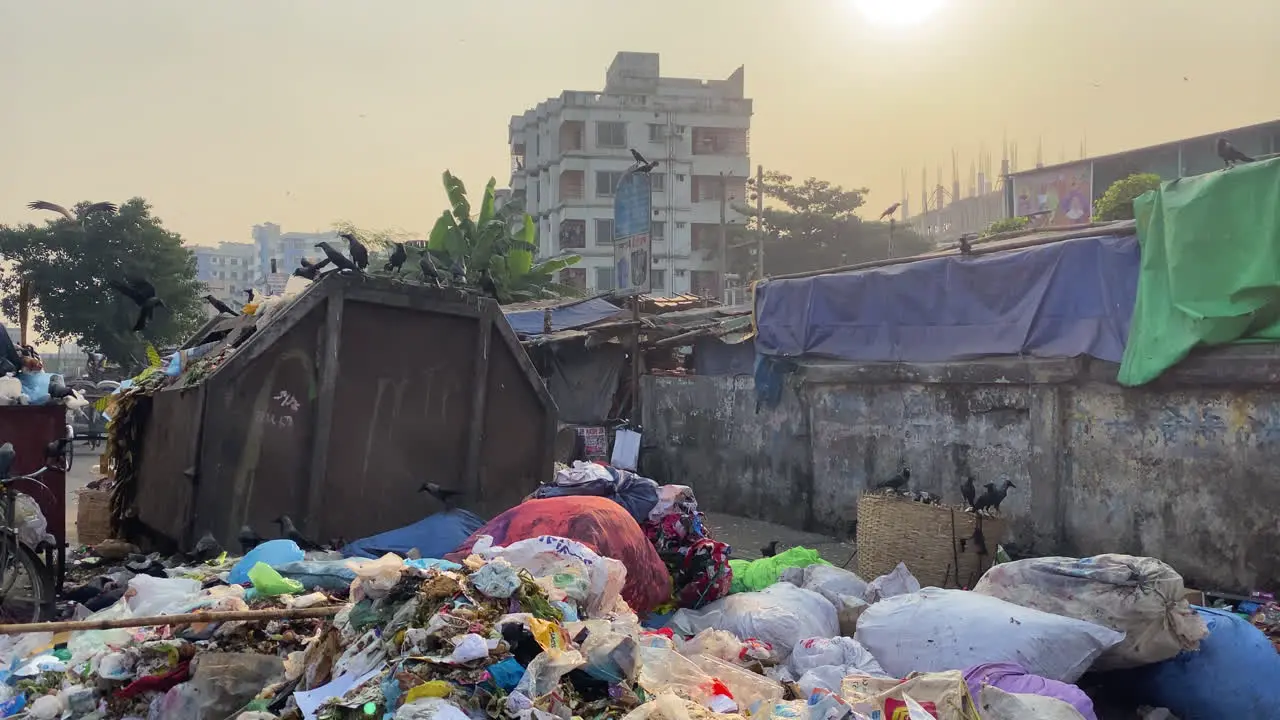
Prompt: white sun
<box><xmin>853</xmin><ymin>0</ymin><xmax>946</xmax><ymax>27</ymax></box>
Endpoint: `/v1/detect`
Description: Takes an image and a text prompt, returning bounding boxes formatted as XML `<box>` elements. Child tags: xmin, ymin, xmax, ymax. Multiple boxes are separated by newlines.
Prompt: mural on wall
<box><xmin>1013</xmin><ymin>163</ymin><xmax>1094</xmax><ymax>227</ymax></box>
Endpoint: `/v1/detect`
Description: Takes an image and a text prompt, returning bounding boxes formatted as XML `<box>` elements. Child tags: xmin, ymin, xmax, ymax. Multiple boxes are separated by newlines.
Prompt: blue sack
<box><xmin>228</xmin><ymin>539</ymin><xmax>304</xmax><ymax>585</ymax></box>
<box><xmin>1119</xmin><ymin>606</ymin><xmax>1280</xmax><ymax>717</ymax></box>
<box><xmin>342</xmin><ymin>509</ymin><xmax>485</xmax><ymax>560</ymax></box>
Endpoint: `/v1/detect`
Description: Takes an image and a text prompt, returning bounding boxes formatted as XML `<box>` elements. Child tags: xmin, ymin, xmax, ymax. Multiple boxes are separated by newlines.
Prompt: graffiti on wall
<box><xmin>1012</xmin><ymin>163</ymin><xmax>1094</xmax><ymax>227</ymax></box>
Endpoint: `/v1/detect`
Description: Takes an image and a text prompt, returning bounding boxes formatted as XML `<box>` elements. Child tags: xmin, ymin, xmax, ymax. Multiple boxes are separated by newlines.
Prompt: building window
<box><xmin>559</xmin><ymin>219</ymin><xmax>586</xmax><ymax>249</ymax></box>
<box><xmin>560</xmin><ymin>267</ymin><xmax>586</xmax><ymax>290</ymax></box>
<box><xmin>651</xmin><ymin>221</ymin><xmax>666</xmax><ymax>242</ymax></box>
<box><xmin>596</xmin><ymin>121</ymin><xmax>626</xmax><ymax>148</ymax></box>
<box><xmin>594</xmin><ymin>218</ymin><xmax>614</xmax><ymax>245</ymax></box>
<box><xmin>676</xmin><ymin>174</ymin><xmax>686</xmax><ymax>182</ymax></box>
<box><xmin>651</xmin><ymin>173</ymin><xmax>665</xmax><ymax>192</ymax></box>
<box><xmin>596</xmin><ymin>171</ymin><xmax>624</xmax><ymax>197</ymax></box>
<box><xmin>595</xmin><ymin>267</ymin><xmax>615</xmax><ymax>291</ymax></box>
<box><xmin>648</xmin><ymin>123</ymin><xmax>665</xmax><ymax>142</ymax></box>
<box><xmin>652</xmin><ymin>269</ymin><xmax>667</xmax><ymax>291</ymax></box>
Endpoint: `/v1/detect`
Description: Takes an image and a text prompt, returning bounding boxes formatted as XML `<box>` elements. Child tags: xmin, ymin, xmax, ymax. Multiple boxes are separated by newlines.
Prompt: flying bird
<box><xmin>294</xmin><ymin>257</ymin><xmax>331</xmax><ymax>280</ymax></box>
<box><xmin>419</xmin><ymin>252</ymin><xmax>442</xmax><ymax>286</ymax></box>
<box><xmin>275</xmin><ymin>514</ymin><xmax>322</xmax><ymax>551</ymax></box>
<box><xmin>339</xmin><ymin>232</ymin><xmax>369</xmax><ymax>270</ymax></box>
<box><xmin>960</xmin><ymin>475</ymin><xmax>977</xmax><ymax>509</ymax></box>
<box><xmin>1216</xmin><ymin>138</ymin><xmax>1254</xmax><ymax>167</ymax></box>
<box><xmin>760</xmin><ymin>540</ymin><xmax>779</xmax><ymax>558</ymax></box>
<box><xmin>875</xmin><ymin>467</ymin><xmax>911</xmax><ymax>492</ymax></box>
<box><xmin>109</xmin><ymin>276</ymin><xmax>165</xmax><ymax>332</ymax></box>
<box><xmin>27</xmin><ymin>200</ymin><xmax>117</xmax><ymax>223</ymax></box>
<box><xmin>204</xmin><ymin>294</ymin><xmax>239</xmax><ymax>316</ymax></box>
<box><xmin>878</xmin><ymin>202</ymin><xmax>901</xmax><ymax>220</ymax></box>
<box><xmin>479</xmin><ymin>267</ymin><xmax>500</xmax><ymax>301</ymax></box>
<box><xmin>315</xmin><ymin>241</ymin><xmax>360</xmax><ymax>273</ymax></box>
<box><xmin>384</xmin><ymin>242</ymin><xmax>407</xmax><ymax>273</ymax></box>
<box><xmin>630</xmin><ymin>148</ymin><xmax>659</xmax><ymax>173</ymax></box>
<box><xmin>238</xmin><ymin>525</ymin><xmax>266</xmax><ymax>554</ymax></box>
<box><xmin>419</xmin><ymin>482</ymin><xmax>463</xmax><ymax>508</ymax></box>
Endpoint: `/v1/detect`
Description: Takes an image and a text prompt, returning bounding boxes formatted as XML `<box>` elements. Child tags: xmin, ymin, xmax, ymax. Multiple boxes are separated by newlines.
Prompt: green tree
<box><xmin>426</xmin><ymin>172</ymin><xmax>580</xmax><ymax>303</ymax></box>
<box><xmin>730</xmin><ymin>171</ymin><xmax>933</xmax><ymax>277</ymax></box>
<box><xmin>0</xmin><ymin>198</ymin><xmax>205</xmax><ymax>368</ymax></box>
<box><xmin>1093</xmin><ymin>173</ymin><xmax>1161</xmax><ymax>222</ymax></box>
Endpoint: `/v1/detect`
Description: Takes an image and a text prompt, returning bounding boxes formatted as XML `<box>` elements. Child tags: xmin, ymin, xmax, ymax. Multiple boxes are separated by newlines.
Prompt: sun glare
<box><xmin>853</xmin><ymin>0</ymin><xmax>946</xmax><ymax>27</ymax></box>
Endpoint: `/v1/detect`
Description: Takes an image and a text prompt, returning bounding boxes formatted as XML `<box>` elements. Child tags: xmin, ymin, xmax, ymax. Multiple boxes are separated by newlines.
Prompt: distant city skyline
<box><xmin>3</xmin><ymin>1</ymin><xmax>1278</xmax><ymax>244</ymax></box>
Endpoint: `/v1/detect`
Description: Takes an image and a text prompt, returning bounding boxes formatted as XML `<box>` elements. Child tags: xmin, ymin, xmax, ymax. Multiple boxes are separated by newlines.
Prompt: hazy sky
<box><xmin>3</xmin><ymin>0</ymin><xmax>1278</xmax><ymax>246</ymax></box>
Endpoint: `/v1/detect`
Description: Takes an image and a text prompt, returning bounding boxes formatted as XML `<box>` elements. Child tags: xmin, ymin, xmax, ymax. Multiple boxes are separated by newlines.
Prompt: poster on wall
<box><xmin>1012</xmin><ymin>162</ymin><xmax>1094</xmax><ymax>227</ymax></box>
<box><xmin>612</xmin><ymin>171</ymin><xmax>653</xmax><ymax>296</ymax></box>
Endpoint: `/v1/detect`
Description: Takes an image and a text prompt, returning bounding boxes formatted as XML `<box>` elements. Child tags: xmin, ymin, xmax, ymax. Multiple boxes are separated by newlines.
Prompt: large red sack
<box><xmin>448</xmin><ymin>496</ymin><xmax>672</xmax><ymax>616</ymax></box>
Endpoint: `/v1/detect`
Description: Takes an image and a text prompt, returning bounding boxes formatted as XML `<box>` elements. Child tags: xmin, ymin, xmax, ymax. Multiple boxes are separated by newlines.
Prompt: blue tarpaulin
<box><xmin>754</xmin><ymin>234</ymin><xmax>1140</xmax><ymax>363</ymax></box>
<box><xmin>341</xmin><ymin>509</ymin><xmax>486</xmax><ymax>560</ymax></box>
<box><xmin>503</xmin><ymin>297</ymin><xmax>622</xmax><ymax>336</ymax></box>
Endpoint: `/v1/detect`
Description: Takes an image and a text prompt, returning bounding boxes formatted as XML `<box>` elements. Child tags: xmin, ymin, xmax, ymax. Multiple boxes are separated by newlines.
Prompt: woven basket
<box><xmin>856</xmin><ymin>492</ymin><xmax>1006</xmax><ymax>589</ymax></box>
<box><xmin>76</xmin><ymin>489</ymin><xmax>113</xmax><ymax>546</ymax></box>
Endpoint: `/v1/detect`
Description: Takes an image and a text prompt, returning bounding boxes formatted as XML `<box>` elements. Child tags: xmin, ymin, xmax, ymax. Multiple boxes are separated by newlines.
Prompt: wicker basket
<box><xmin>76</xmin><ymin>489</ymin><xmax>113</xmax><ymax>546</ymax></box>
<box><xmin>856</xmin><ymin>492</ymin><xmax>1006</xmax><ymax>589</ymax></box>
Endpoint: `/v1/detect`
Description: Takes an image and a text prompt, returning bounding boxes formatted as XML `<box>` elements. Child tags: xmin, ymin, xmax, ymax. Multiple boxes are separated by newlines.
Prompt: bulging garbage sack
<box><xmin>1111</xmin><ymin>605</ymin><xmax>1280</xmax><ymax>719</ymax></box>
<box><xmin>972</xmin><ymin>554</ymin><xmax>1207</xmax><ymax>669</ymax></box>
<box><xmin>787</xmin><ymin>637</ymin><xmax>886</xmax><ymax>679</ymax></box>
<box><xmin>842</xmin><ymin>670</ymin><xmax>981</xmax><ymax>720</ymax></box>
<box><xmin>668</xmin><ymin>582</ymin><xmax>838</xmax><ymax>660</ymax></box>
<box><xmin>865</xmin><ymin>562</ymin><xmax>920</xmax><ymax>602</ymax></box>
<box><xmin>447</xmin><ymin>496</ymin><xmax>671</xmax><ymax>615</ymax></box>
<box><xmin>798</xmin><ymin>564</ymin><xmax>869</xmax><ymax>603</ymax></box>
<box><xmin>977</xmin><ymin>685</ymin><xmax>1088</xmax><ymax>720</ymax></box>
<box><xmin>963</xmin><ymin>663</ymin><xmax>1097</xmax><ymax>720</ymax></box>
<box><xmin>854</xmin><ymin>588</ymin><xmax>1125</xmax><ymax>683</ymax></box>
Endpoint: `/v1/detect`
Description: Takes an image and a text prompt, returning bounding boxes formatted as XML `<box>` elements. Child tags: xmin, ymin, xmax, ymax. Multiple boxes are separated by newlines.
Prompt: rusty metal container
<box><xmin>0</xmin><ymin>405</ymin><xmax>68</xmax><ymax>584</ymax></box>
<box><xmin>132</xmin><ymin>275</ymin><xmax>558</xmax><ymax>549</ymax></box>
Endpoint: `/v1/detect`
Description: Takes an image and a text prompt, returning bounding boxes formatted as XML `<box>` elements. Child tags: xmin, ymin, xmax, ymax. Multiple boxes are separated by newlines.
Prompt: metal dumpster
<box><xmin>129</xmin><ymin>274</ymin><xmax>558</xmax><ymax>549</ymax></box>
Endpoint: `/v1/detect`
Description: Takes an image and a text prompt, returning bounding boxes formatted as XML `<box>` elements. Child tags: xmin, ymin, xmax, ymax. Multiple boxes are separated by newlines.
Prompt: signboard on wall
<box><xmin>612</xmin><ymin>170</ymin><xmax>653</xmax><ymax>296</ymax></box>
<box><xmin>1011</xmin><ymin>162</ymin><xmax>1094</xmax><ymax>227</ymax></box>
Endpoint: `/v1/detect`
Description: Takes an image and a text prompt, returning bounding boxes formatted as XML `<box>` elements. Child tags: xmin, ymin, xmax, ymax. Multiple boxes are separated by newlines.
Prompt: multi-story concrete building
<box><xmin>192</xmin><ymin>241</ymin><xmax>258</xmax><ymax>310</ymax></box>
<box><xmin>509</xmin><ymin>52</ymin><xmax>752</xmax><ymax>298</ymax></box>
<box><xmin>252</xmin><ymin>223</ymin><xmax>340</xmax><ymax>284</ymax></box>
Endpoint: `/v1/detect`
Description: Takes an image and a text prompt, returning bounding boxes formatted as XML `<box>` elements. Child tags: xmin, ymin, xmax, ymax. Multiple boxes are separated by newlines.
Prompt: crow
<box><xmin>879</xmin><ymin>202</ymin><xmax>901</xmax><ymax>220</ymax></box>
<box><xmin>479</xmin><ymin>267</ymin><xmax>500</xmax><ymax>301</ymax></box>
<box><xmin>958</xmin><ymin>233</ymin><xmax>978</xmax><ymax>256</ymax></box>
<box><xmin>972</xmin><ymin>482</ymin><xmax>998</xmax><ymax>514</ymax></box>
<box><xmin>875</xmin><ymin>467</ymin><xmax>911</xmax><ymax>492</ymax></box>
<box><xmin>237</xmin><ymin>525</ymin><xmax>266</xmax><ymax>554</ymax></box>
<box><xmin>630</xmin><ymin>148</ymin><xmax>659</xmax><ymax>173</ymax></box>
<box><xmin>989</xmin><ymin>479</ymin><xmax>1016</xmax><ymax>513</ymax></box>
<box><xmin>760</xmin><ymin>540</ymin><xmax>779</xmax><ymax>558</ymax></box>
<box><xmin>109</xmin><ymin>276</ymin><xmax>165</xmax><ymax>332</ymax></box>
<box><xmin>419</xmin><ymin>252</ymin><xmax>442</xmax><ymax>287</ymax></box>
<box><xmin>191</xmin><ymin>531</ymin><xmax>223</xmax><ymax>562</ymax></box>
<box><xmin>450</xmin><ymin>258</ymin><xmax>468</xmax><ymax>285</ymax></box>
<box><xmin>294</xmin><ymin>257</ymin><xmax>331</xmax><ymax>280</ymax></box>
<box><xmin>270</xmin><ymin>258</ymin><xmax>278</xmax><ymax>275</ymax></box>
<box><xmin>204</xmin><ymin>294</ymin><xmax>239</xmax><ymax>316</ymax></box>
<box><xmin>1217</xmin><ymin>138</ymin><xmax>1254</xmax><ymax>167</ymax></box>
<box><xmin>274</xmin><ymin>514</ymin><xmax>322</xmax><ymax>551</ymax></box>
<box><xmin>960</xmin><ymin>475</ymin><xmax>977</xmax><ymax>509</ymax></box>
<box><xmin>27</xmin><ymin>200</ymin><xmax>117</xmax><ymax>224</ymax></box>
<box><xmin>244</xmin><ymin>288</ymin><xmax>255</xmax><ymax>304</ymax></box>
<box><xmin>419</xmin><ymin>482</ymin><xmax>463</xmax><ymax>508</ymax></box>
<box><xmin>47</xmin><ymin>376</ymin><xmax>78</xmax><ymax>401</ymax></box>
<box><xmin>339</xmin><ymin>232</ymin><xmax>369</xmax><ymax>270</ymax></box>
<box><xmin>315</xmin><ymin>241</ymin><xmax>360</xmax><ymax>273</ymax></box>
<box><xmin>384</xmin><ymin>242</ymin><xmax>407</xmax><ymax>273</ymax></box>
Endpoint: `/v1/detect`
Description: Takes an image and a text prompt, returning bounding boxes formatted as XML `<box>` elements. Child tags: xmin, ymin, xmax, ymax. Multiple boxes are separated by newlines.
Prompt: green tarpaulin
<box><xmin>1118</xmin><ymin>157</ymin><xmax>1280</xmax><ymax>386</ymax></box>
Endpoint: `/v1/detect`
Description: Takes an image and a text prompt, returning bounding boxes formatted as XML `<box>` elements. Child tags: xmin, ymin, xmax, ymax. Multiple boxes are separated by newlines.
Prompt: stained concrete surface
<box><xmin>704</xmin><ymin>512</ymin><xmax>856</xmax><ymax>566</ymax></box>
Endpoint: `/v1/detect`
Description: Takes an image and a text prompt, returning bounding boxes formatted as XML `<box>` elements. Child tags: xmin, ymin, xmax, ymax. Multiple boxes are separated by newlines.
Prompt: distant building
<box><xmin>193</xmin><ymin>241</ymin><xmax>257</xmax><ymax>310</ymax></box>
<box><xmin>252</xmin><ymin>223</ymin><xmax>340</xmax><ymax>283</ymax></box>
<box><xmin>1007</xmin><ymin>118</ymin><xmax>1280</xmax><ymax>229</ymax></box>
<box><xmin>509</xmin><ymin>51</ymin><xmax>752</xmax><ymax>299</ymax></box>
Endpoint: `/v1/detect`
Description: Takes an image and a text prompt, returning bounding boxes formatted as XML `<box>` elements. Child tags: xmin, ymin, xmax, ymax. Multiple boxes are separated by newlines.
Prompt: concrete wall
<box><xmin>641</xmin><ymin>349</ymin><xmax>1280</xmax><ymax>592</ymax></box>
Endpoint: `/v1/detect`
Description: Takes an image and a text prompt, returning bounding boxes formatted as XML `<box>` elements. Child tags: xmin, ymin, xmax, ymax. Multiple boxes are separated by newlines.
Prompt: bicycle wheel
<box><xmin>0</xmin><ymin>536</ymin><xmax>51</xmax><ymax>623</ymax></box>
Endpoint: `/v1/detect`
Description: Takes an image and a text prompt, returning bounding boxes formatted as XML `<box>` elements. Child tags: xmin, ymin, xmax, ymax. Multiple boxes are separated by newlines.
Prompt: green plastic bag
<box><xmin>247</xmin><ymin>561</ymin><xmax>304</xmax><ymax>596</ymax></box>
<box><xmin>729</xmin><ymin>546</ymin><xmax>828</xmax><ymax>594</ymax></box>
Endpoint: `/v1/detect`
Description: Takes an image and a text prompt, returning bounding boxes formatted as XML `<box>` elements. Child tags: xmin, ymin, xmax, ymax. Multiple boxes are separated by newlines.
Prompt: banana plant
<box><xmin>427</xmin><ymin>171</ymin><xmax>581</xmax><ymax>303</ymax></box>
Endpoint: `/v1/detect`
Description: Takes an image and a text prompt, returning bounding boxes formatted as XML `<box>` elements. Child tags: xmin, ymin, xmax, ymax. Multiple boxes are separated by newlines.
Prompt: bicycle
<box><xmin>0</xmin><ymin>437</ymin><xmax>70</xmax><ymax>623</ymax></box>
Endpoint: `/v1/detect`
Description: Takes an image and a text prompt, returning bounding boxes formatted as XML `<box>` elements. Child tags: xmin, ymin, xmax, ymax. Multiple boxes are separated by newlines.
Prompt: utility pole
<box><xmin>755</xmin><ymin>164</ymin><xmax>765</xmax><ymax>283</ymax></box>
<box><xmin>718</xmin><ymin>172</ymin><xmax>728</xmax><ymax>302</ymax></box>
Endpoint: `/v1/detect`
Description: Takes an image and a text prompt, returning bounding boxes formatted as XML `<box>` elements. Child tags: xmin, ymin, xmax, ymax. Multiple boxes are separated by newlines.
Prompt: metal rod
<box><xmin>630</xmin><ymin>298</ymin><xmax>642</xmax><ymax>420</ymax></box>
<box><xmin>0</xmin><ymin>604</ymin><xmax>343</xmax><ymax>635</ymax></box>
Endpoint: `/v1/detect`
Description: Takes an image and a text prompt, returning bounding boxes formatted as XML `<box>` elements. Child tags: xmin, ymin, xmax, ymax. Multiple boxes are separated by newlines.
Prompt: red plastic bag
<box><xmin>448</xmin><ymin>496</ymin><xmax>671</xmax><ymax>615</ymax></box>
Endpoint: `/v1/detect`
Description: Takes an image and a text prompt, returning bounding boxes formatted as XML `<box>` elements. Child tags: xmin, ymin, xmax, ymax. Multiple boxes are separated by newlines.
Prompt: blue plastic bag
<box><xmin>273</xmin><ymin>560</ymin><xmax>357</xmax><ymax>592</ymax></box>
<box><xmin>228</xmin><ymin>539</ymin><xmax>304</xmax><ymax>585</ymax></box>
<box><xmin>1119</xmin><ymin>606</ymin><xmax>1280</xmax><ymax>717</ymax></box>
<box><xmin>486</xmin><ymin>658</ymin><xmax>525</xmax><ymax>692</ymax></box>
<box><xmin>17</xmin><ymin>373</ymin><xmax>51</xmax><ymax>405</ymax></box>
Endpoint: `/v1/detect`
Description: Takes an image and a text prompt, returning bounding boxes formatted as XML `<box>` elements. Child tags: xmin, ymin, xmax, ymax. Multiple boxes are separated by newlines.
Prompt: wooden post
<box><xmin>0</xmin><ymin>604</ymin><xmax>343</xmax><ymax>635</ymax></box>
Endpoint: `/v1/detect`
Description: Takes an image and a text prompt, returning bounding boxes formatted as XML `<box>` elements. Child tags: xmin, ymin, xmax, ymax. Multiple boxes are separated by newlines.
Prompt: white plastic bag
<box><xmin>346</xmin><ymin>553</ymin><xmax>405</xmax><ymax>600</ymax></box>
<box><xmin>801</xmin><ymin>565</ymin><xmax>870</xmax><ymax>603</ymax></box>
<box><xmin>977</xmin><ymin>685</ymin><xmax>1088</xmax><ymax>720</ymax></box>
<box><xmin>668</xmin><ymin>583</ymin><xmax>838</xmax><ymax>660</ymax></box>
<box><xmin>788</xmin><ymin>637</ymin><xmax>886</xmax><ymax>678</ymax></box>
<box><xmin>865</xmin><ymin>562</ymin><xmax>920</xmax><ymax>602</ymax></box>
<box><xmin>396</xmin><ymin>698</ymin><xmax>471</xmax><ymax>720</ymax></box>
<box><xmin>12</xmin><ymin>494</ymin><xmax>49</xmax><ymax>550</ymax></box>
<box><xmin>855</xmin><ymin>588</ymin><xmax>1124</xmax><ymax>683</ymax></box>
<box><xmin>472</xmin><ymin>535</ymin><xmax>625</xmax><ymax>615</ymax></box>
<box><xmin>516</xmin><ymin>649</ymin><xmax>586</xmax><ymax>697</ymax></box>
<box><xmin>126</xmin><ymin>576</ymin><xmax>203</xmax><ymax>617</ymax></box>
<box><xmin>678</xmin><ymin>628</ymin><xmax>744</xmax><ymax>663</ymax></box>
<box><xmin>972</xmin><ymin>554</ymin><xmax>1208</xmax><ymax>669</ymax></box>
